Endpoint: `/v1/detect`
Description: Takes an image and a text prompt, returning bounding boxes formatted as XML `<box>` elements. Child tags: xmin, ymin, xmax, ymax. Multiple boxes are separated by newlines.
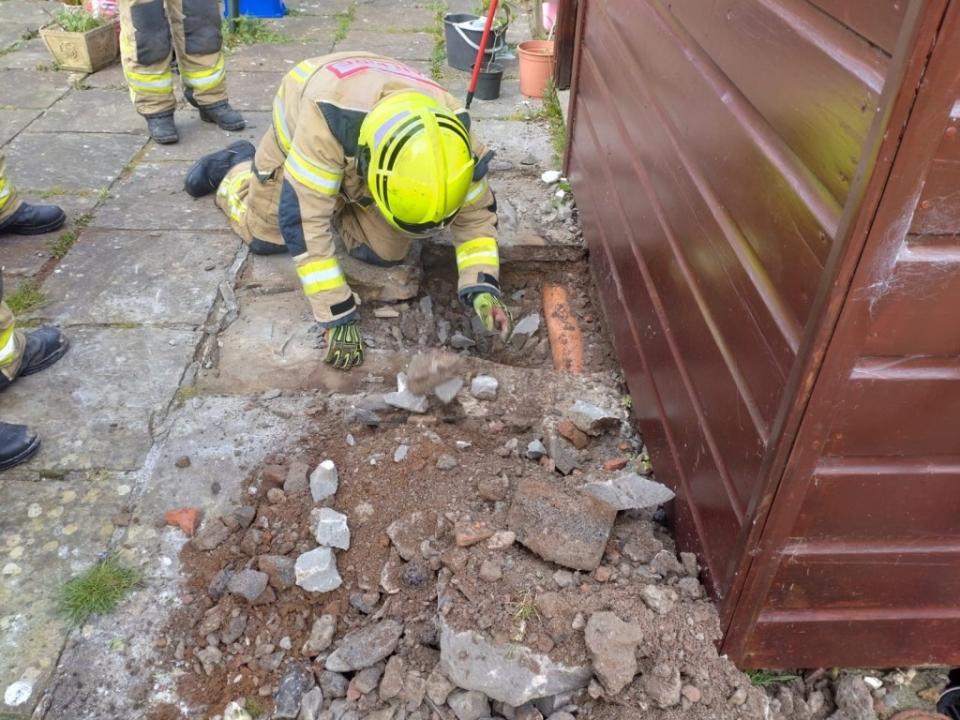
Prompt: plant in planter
<box><xmin>41</xmin><ymin>7</ymin><xmax>119</xmax><ymax>73</ymax></box>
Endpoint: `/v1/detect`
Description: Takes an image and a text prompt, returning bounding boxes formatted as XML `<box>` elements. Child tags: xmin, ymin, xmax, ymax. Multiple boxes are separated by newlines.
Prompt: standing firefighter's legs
<box><xmin>0</xmin><ymin>155</ymin><xmax>23</xmax><ymax>226</ymax></box>
<box><xmin>169</xmin><ymin>0</ymin><xmax>246</xmax><ymax>131</ymax></box>
<box><xmin>119</xmin><ymin>0</ymin><xmax>179</xmax><ymax>142</ymax></box>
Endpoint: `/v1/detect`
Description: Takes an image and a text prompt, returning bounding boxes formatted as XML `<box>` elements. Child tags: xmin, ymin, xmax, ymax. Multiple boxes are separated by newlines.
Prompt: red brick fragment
<box><xmin>165</xmin><ymin>507</ymin><xmax>201</xmax><ymax>536</ymax></box>
<box><xmin>603</xmin><ymin>458</ymin><xmax>628</xmax><ymax>471</ymax></box>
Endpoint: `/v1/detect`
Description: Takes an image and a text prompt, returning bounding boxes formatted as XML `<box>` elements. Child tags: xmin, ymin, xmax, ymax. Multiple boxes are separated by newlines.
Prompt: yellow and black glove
<box><xmin>324</xmin><ymin>322</ymin><xmax>364</xmax><ymax>370</ymax></box>
<box><xmin>472</xmin><ymin>292</ymin><xmax>513</xmax><ymax>340</ymax></box>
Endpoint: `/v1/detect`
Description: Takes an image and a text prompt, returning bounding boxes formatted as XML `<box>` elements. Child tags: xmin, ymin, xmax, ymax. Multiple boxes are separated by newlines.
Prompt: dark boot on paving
<box><xmin>184</xmin><ymin>140</ymin><xmax>256</xmax><ymax>197</ymax></box>
<box><xmin>185</xmin><ymin>88</ymin><xmax>246</xmax><ymax>131</ymax></box>
<box><xmin>0</xmin><ymin>202</ymin><xmax>66</xmax><ymax>235</ymax></box>
<box><xmin>0</xmin><ymin>326</ymin><xmax>70</xmax><ymax>391</ymax></box>
<box><xmin>145</xmin><ymin>110</ymin><xmax>179</xmax><ymax>144</ymax></box>
<box><xmin>0</xmin><ymin>421</ymin><xmax>40</xmax><ymax>470</ymax></box>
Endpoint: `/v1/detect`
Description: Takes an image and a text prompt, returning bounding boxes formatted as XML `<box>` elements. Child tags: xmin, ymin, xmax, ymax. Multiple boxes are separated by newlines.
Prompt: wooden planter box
<box><xmin>40</xmin><ymin>20</ymin><xmax>118</xmax><ymax>73</ymax></box>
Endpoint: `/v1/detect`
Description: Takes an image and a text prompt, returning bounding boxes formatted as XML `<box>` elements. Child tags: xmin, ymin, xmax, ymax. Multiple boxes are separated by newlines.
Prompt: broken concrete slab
<box><xmin>405</xmin><ymin>350</ymin><xmax>463</xmax><ymax>395</ymax></box>
<box><xmin>29</xmin><ymin>89</ymin><xmax>144</xmax><ymax>135</ymax></box>
<box><xmin>0</xmin><ymin>326</ymin><xmax>198</xmax><ymax>474</ymax></box>
<box><xmin>340</xmin><ymin>246</ymin><xmax>422</xmax><ymax>302</ymax></box>
<box><xmin>580</xmin><ymin>473</ymin><xmax>675</xmax><ymax>511</ymax></box>
<box><xmin>90</xmin><ymin>162</ymin><xmax>226</xmax><ymax>231</ymax></box>
<box><xmin>37</xmin><ymin>230</ymin><xmax>238</xmax><ymax>326</ymax></box>
<box><xmin>439</xmin><ymin>617</ymin><xmax>592</xmax><ymax>706</ymax></box>
<box><xmin>585</xmin><ymin>611</ymin><xmax>644</xmax><ymax>695</ymax></box>
<box><xmin>473</xmin><ymin>120</ymin><xmax>554</xmax><ymax>171</ymax></box>
<box><xmin>507</xmin><ymin>479</ymin><xmax>617</xmax><ymax>571</ymax></box>
<box><xmin>568</xmin><ymin>400</ymin><xmax>621</xmax><ymax>436</ymax></box>
<box><xmin>4</xmin><ymin>132</ymin><xmax>145</xmax><ymax>193</ymax></box>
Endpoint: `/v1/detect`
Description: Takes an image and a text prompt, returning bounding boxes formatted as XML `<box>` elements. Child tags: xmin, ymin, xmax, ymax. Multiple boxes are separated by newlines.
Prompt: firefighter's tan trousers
<box><xmin>215</xmin><ymin>131</ymin><xmax>411</xmax><ymax>262</ymax></box>
<box><xmin>0</xmin><ymin>155</ymin><xmax>22</xmax><ymax>226</ymax></box>
<box><xmin>119</xmin><ymin>0</ymin><xmax>228</xmax><ymax>116</ymax></box>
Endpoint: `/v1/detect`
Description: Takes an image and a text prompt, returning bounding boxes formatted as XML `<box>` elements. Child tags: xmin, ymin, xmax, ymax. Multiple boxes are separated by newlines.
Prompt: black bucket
<box><xmin>473</xmin><ymin>62</ymin><xmax>503</xmax><ymax>100</ymax></box>
<box><xmin>443</xmin><ymin>12</ymin><xmax>508</xmax><ymax>72</ymax></box>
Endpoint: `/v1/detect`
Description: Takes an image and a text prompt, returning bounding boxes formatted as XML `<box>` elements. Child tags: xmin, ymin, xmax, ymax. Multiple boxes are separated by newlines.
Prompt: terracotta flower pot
<box><xmin>517</xmin><ymin>39</ymin><xmax>555</xmax><ymax>99</ymax></box>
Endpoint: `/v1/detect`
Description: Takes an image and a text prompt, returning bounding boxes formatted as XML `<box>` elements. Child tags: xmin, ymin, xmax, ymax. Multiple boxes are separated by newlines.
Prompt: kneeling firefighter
<box><xmin>185</xmin><ymin>52</ymin><xmax>512</xmax><ymax>370</ymax></box>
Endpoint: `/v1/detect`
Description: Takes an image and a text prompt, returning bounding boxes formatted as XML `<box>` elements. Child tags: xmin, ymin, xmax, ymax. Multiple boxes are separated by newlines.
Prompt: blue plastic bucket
<box><xmin>223</xmin><ymin>0</ymin><xmax>286</xmax><ymax>19</ymax></box>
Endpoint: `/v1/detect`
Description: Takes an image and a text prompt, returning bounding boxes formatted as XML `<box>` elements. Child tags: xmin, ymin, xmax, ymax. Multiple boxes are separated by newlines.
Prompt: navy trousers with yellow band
<box><xmin>119</xmin><ymin>0</ymin><xmax>228</xmax><ymax>116</ymax></box>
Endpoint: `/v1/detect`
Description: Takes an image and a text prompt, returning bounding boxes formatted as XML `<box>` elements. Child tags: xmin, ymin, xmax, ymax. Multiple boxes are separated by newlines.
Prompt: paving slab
<box><xmin>38</xmin><ymin>229</ymin><xmax>239</xmax><ymax>326</ymax></box>
<box><xmin>255</xmin><ymin>15</ymin><xmax>339</xmax><ymax>42</ymax></box>
<box><xmin>196</xmin><ymin>289</ymin><xmax>402</xmax><ymax>395</ymax></box>
<box><xmin>226</xmin><ymin>38</ymin><xmax>337</xmax><ymax>72</ymax></box>
<box><xmin>29</xmin><ymin>88</ymin><xmax>145</xmax><ymax>135</ymax></box>
<box><xmin>473</xmin><ymin>119</ymin><xmax>554</xmax><ymax>170</ymax></box>
<box><xmin>239</xmin><ymin>250</ymin><xmax>299</xmax><ymax>293</ymax></box>
<box><xmin>0</xmin><ymin>475</ymin><xmax>130</xmax><ymax>716</ymax></box>
<box><xmin>0</xmin><ymin>326</ymin><xmax>198</xmax><ymax>474</ymax></box>
<box><xmin>80</xmin><ymin>61</ymin><xmax>126</xmax><ymax>89</ymax></box>
<box><xmin>353</xmin><ymin>5</ymin><xmax>434</xmax><ymax>32</ymax></box>
<box><xmin>333</xmin><ymin>29</ymin><xmax>434</xmax><ymax>62</ymax></box>
<box><xmin>0</xmin><ymin>107</ymin><xmax>41</xmax><ymax>147</ymax></box>
<box><xmin>89</xmin><ymin>161</ymin><xmax>226</xmax><ymax>231</ymax></box>
<box><xmin>4</xmin><ymin>132</ymin><xmax>145</xmax><ymax>193</ymax></box>
<box><xmin>283</xmin><ymin>0</ymin><xmax>357</xmax><ymax>16</ymax></box>
<box><xmin>0</xmin><ymin>193</ymin><xmax>100</xmax><ymax>281</ymax></box>
<box><xmin>0</xmin><ymin>38</ymin><xmax>53</xmax><ymax>71</ymax></box>
<box><xmin>143</xmin><ymin>111</ymin><xmax>271</xmax><ymax>162</ymax></box>
<box><xmin>227</xmin><ymin>71</ymin><xmax>286</xmax><ymax>112</ymax></box>
<box><xmin>0</xmin><ymin>68</ymin><xmax>70</xmax><ymax>109</ymax></box>
<box><xmin>0</xmin><ymin>0</ymin><xmax>54</xmax><ymax>30</ymax></box>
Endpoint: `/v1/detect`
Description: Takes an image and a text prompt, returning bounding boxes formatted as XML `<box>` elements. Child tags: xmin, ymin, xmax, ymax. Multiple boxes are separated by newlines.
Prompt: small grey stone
<box><xmin>273</xmin><ymin>662</ymin><xmax>316</xmax><ymax>718</ymax></box>
<box><xmin>384</xmin><ymin>373</ymin><xmax>430</xmax><ymax>414</ymax></box>
<box><xmin>436</xmin><ymin>453</ymin><xmax>458</xmax><ymax>470</ymax></box>
<box><xmin>545</xmin><ymin>432</ymin><xmax>579</xmax><ymax>475</ymax></box>
<box><xmin>279</xmin><ymin>636</ymin><xmax>292</xmax><ymax>650</ymax></box>
<box><xmin>581</xmin><ymin>473</ymin><xmax>675</xmax><ymax>511</ymax></box>
<box><xmin>346</xmin><ymin>433</ymin><xmax>356</xmax><ymax>446</ymax></box>
<box><xmin>448</xmin><ymin>690</ymin><xmax>491</xmax><ymax>720</ymax></box>
<box><xmin>515</xmin><ymin>703</ymin><xmax>544</xmax><ymax>720</ymax></box>
<box><xmin>234</xmin><ymin>505</ymin><xmax>256</xmax><ymax>528</ymax></box>
<box><xmin>680</xmin><ymin>551</ymin><xmax>699</xmax><ymax>577</ymax></box>
<box><xmin>314</xmin><ymin>508</ymin><xmax>351</xmax><ymax>550</ymax></box>
<box><xmin>547</xmin><ymin>714</ymin><xmax>575</xmax><ymax>720</ymax></box>
<box><xmin>486</xmin><ymin>530</ymin><xmax>516</xmax><ymax>550</ymax></box>
<box><xmin>349</xmin><ymin>591</ymin><xmax>380</xmax><ymax>614</ymax></box>
<box><xmin>258</xmin><ymin>554</ymin><xmax>296</xmax><ymax>590</ymax></box>
<box><xmin>643</xmin><ymin>663</ymin><xmax>681</xmax><ymax>708</ymax></box>
<box><xmin>437</xmin><ymin>319</ymin><xmax>451</xmax><ymax>345</ymax></box>
<box><xmin>220</xmin><ymin>613</ymin><xmax>247</xmax><ymax>644</ymax></box>
<box><xmin>677</xmin><ymin>576</ymin><xmax>702</xmax><ymax>599</ymax></box>
<box><xmin>470</xmin><ymin>375</ymin><xmax>499</xmax><ymax>400</ymax></box>
<box><xmin>302</xmin><ymin>614</ymin><xmax>336</xmax><ymax>657</ymax></box>
<box><xmin>527</xmin><ymin>439</ymin><xmax>547</xmax><ymax>459</ymax></box>
<box><xmin>434</xmin><ymin>377</ymin><xmax>464</xmax><ymax>404</ymax></box>
<box><xmin>310</xmin><ymin>460</ymin><xmax>339</xmax><ymax>502</ymax></box>
<box><xmin>284</xmin><ymin>460</ymin><xmax>310</xmax><ymax>494</ymax></box>
<box><xmin>450</xmin><ymin>332</ymin><xmax>476</xmax><ymax>349</ymax></box>
<box><xmin>553</xmin><ymin>569</ymin><xmax>574</xmax><ymax>588</ymax></box>
<box><xmin>386</xmin><ymin>511</ymin><xmax>434</xmax><ymax>561</ymax></box>
<box><xmin>295</xmin><ymin>547</ymin><xmax>342</xmax><ymax>592</ymax></box>
<box><xmin>640</xmin><ymin>585</ymin><xmax>678</xmax><ymax>615</ymax></box>
<box><xmin>317</xmin><ymin>670</ymin><xmax>349</xmax><ymax>699</ymax></box>
<box><xmin>299</xmin><ymin>686</ymin><xmax>324</xmax><ymax>720</ymax></box>
<box><xmin>208</xmin><ymin>568</ymin><xmax>234</xmax><ymax>600</ymax></box>
<box><xmin>346</xmin><ymin>407</ymin><xmax>382</xmax><ymax>426</ymax></box>
<box><xmin>374</xmin><ymin>306</ymin><xmax>401</xmax><ymax>318</ymax></box>
<box><xmin>394</xmin><ymin>444</ymin><xmax>409</xmax><ymax>463</ymax></box>
<box><xmin>325</xmin><ymin>619</ymin><xmax>404</xmax><ymax>673</ymax></box>
<box><xmin>650</xmin><ymin>549</ymin><xmax>684</xmax><ymax>577</ymax></box>
<box><xmin>192</xmin><ymin>518</ymin><xmax>230</xmax><ymax>551</ymax></box>
<box><xmin>729</xmin><ymin>687</ymin><xmax>748</xmax><ymax>706</ymax></box>
<box><xmin>352</xmin><ymin>663</ymin><xmax>385</xmax><ymax>694</ymax></box>
<box><xmin>584</xmin><ymin>612</ymin><xmax>643</xmax><ymax>695</ymax></box>
<box><xmin>833</xmin><ymin>675</ymin><xmax>878</xmax><ymax>720</ymax></box>
<box><xmin>380</xmin><ymin>655</ymin><xmax>405</xmax><ymax>700</ymax></box>
<box><xmin>262</xmin><ymin>388</ymin><xmax>282</xmax><ymax>400</ymax></box>
<box><xmin>196</xmin><ymin>646</ymin><xmax>222</xmax><ymax>674</ymax></box>
<box><xmin>479</xmin><ymin>558</ymin><xmax>502</xmax><ymax>582</ymax></box>
<box><xmin>426</xmin><ymin>667</ymin><xmax>455</xmax><ymax>705</ymax></box>
<box><xmin>567</xmin><ymin>401</ymin><xmax>620</xmax><ymax>436</ymax></box>
<box><xmin>512</xmin><ymin>313</ymin><xmax>541</xmax><ymax>338</ymax></box>
<box><xmin>226</xmin><ymin>570</ymin><xmax>269</xmax><ymax>603</ymax></box>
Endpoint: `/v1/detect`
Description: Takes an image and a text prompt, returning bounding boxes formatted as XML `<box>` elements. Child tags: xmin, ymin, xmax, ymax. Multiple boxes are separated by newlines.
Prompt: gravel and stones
<box><xmin>192</xmin><ymin>517</ymin><xmax>230</xmax><ymax>551</ymax></box>
<box><xmin>385</xmin><ymin>372</ymin><xmax>430</xmax><ymax>413</ymax></box>
<box><xmin>581</xmin><ymin>473</ymin><xmax>675</xmax><ymax>511</ymax></box>
<box><xmin>313</xmin><ymin>508</ymin><xmax>351</xmax><ymax>549</ymax></box>
<box><xmin>448</xmin><ymin>690</ymin><xmax>491</xmax><ymax>720</ymax></box>
<box><xmin>567</xmin><ymin>401</ymin><xmax>621</xmax><ymax>435</ymax></box>
<box><xmin>310</xmin><ymin>460</ymin><xmax>339</xmax><ymax>502</ymax></box>
<box><xmin>257</xmin><ymin>554</ymin><xmax>296</xmax><ymax>590</ymax></box>
<box><xmin>584</xmin><ymin>611</ymin><xmax>644</xmax><ymax>695</ymax></box>
<box><xmin>301</xmin><ymin>614</ymin><xmax>336</xmax><ymax>657</ymax></box>
<box><xmin>294</xmin><ymin>547</ymin><xmax>342</xmax><ymax>592</ymax></box>
<box><xmin>470</xmin><ymin>375</ymin><xmax>499</xmax><ymax>400</ymax></box>
<box><xmin>640</xmin><ymin>585</ymin><xmax>678</xmax><ymax>615</ymax></box>
<box><xmin>226</xmin><ymin>569</ymin><xmax>269</xmax><ymax>603</ymax></box>
<box><xmin>643</xmin><ymin>663</ymin><xmax>682</xmax><ymax>708</ymax></box>
<box><xmin>273</xmin><ymin>662</ymin><xmax>316</xmax><ymax>719</ymax></box>
<box><xmin>324</xmin><ymin>619</ymin><xmax>404</xmax><ymax>673</ymax></box>
<box><xmin>379</xmin><ymin>656</ymin><xmax>405</xmax><ymax>700</ymax></box>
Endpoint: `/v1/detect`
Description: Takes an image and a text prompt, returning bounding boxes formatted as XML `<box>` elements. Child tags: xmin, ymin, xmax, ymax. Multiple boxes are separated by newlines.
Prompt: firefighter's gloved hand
<box><xmin>324</xmin><ymin>322</ymin><xmax>364</xmax><ymax>370</ymax></box>
<box><xmin>473</xmin><ymin>292</ymin><xmax>513</xmax><ymax>341</ymax></box>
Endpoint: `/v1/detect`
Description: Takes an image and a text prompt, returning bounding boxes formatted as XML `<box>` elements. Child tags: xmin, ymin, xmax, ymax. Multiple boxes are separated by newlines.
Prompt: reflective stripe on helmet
<box><xmin>455</xmin><ymin>237</ymin><xmax>500</xmax><ymax>272</ymax></box>
<box><xmin>298</xmin><ymin>257</ymin><xmax>347</xmax><ymax>295</ymax></box>
<box><xmin>284</xmin><ymin>147</ymin><xmax>343</xmax><ymax>196</ymax></box>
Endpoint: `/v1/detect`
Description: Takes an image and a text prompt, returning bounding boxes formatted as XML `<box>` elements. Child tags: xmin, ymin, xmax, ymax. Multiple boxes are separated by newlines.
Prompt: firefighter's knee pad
<box><xmin>130</xmin><ymin>0</ymin><xmax>172</xmax><ymax>65</ymax></box>
<box><xmin>183</xmin><ymin>0</ymin><xmax>223</xmax><ymax>55</ymax></box>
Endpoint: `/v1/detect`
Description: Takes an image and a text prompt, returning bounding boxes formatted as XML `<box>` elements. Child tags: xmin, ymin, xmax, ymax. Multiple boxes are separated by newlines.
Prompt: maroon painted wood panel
<box><xmin>568</xmin><ymin>0</ymin><xmax>960</xmax><ymax>667</ymax></box>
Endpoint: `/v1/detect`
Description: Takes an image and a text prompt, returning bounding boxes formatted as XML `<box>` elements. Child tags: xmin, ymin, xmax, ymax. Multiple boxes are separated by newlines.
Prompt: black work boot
<box><xmin>184</xmin><ymin>140</ymin><xmax>256</xmax><ymax>198</ymax></box>
<box><xmin>0</xmin><ymin>202</ymin><xmax>66</xmax><ymax>236</ymax></box>
<box><xmin>184</xmin><ymin>88</ymin><xmax>246</xmax><ymax>131</ymax></box>
<box><xmin>145</xmin><ymin>110</ymin><xmax>179</xmax><ymax>144</ymax></box>
<box><xmin>0</xmin><ymin>326</ymin><xmax>69</xmax><ymax>391</ymax></box>
<box><xmin>0</xmin><ymin>422</ymin><xmax>40</xmax><ymax>471</ymax></box>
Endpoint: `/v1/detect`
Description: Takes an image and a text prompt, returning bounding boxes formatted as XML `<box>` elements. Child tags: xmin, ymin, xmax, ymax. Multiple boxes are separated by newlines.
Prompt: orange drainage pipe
<box><xmin>542</xmin><ymin>283</ymin><xmax>585</xmax><ymax>373</ymax></box>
